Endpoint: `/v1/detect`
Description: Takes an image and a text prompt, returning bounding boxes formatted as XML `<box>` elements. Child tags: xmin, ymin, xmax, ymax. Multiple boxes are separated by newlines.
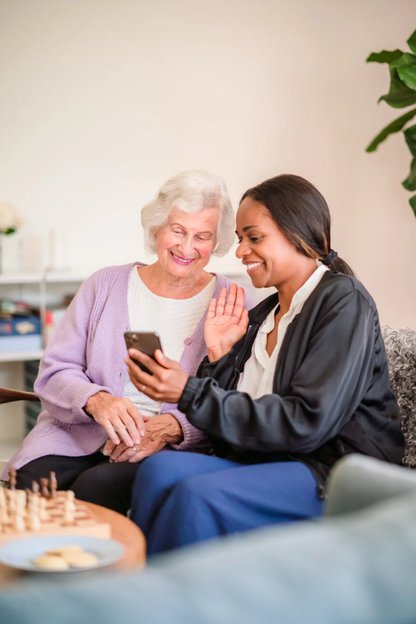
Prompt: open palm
<box><xmin>204</xmin><ymin>284</ymin><xmax>249</xmax><ymax>362</ymax></box>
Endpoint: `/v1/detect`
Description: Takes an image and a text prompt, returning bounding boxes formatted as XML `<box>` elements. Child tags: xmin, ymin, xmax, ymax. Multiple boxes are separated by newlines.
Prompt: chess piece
<box><xmin>8</xmin><ymin>467</ymin><xmax>17</xmax><ymax>491</ymax></box>
<box><xmin>49</xmin><ymin>471</ymin><xmax>57</xmax><ymax>498</ymax></box>
<box><xmin>63</xmin><ymin>490</ymin><xmax>76</xmax><ymax>525</ymax></box>
<box><xmin>31</xmin><ymin>481</ymin><xmax>40</xmax><ymax>495</ymax></box>
<box><xmin>40</xmin><ymin>478</ymin><xmax>50</xmax><ymax>498</ymax></box>
<box><xmin>39</xmin><ymin>496</ymin><xmax>49</xmax><ymax>521</ymax></box>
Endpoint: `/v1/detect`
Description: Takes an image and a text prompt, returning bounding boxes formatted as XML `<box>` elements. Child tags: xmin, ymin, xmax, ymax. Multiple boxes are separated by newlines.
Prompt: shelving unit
<box><xmin>0</xmin><ymin>271</ymin><xmax>86</xmax><ymax>363</ymax></box>
<box><xmin>0</xmin><ymin>271</ymin><xmax>86</xmax><ymax>464</ymax></box>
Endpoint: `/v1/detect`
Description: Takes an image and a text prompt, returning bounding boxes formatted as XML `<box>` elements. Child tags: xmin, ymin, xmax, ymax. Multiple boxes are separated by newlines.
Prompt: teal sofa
<box><xmin>1</xmin><ymin>454</ymin><xmax>416</xmax><ymax>624</ymax></box>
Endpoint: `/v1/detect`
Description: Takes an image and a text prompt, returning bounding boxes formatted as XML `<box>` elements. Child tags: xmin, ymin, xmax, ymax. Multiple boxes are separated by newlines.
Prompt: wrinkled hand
<box><xmin>126</xmin><ymin>349</ymin><xmax>188</xmax><ymax>404</ymax></box>
<box><xmin>85</xmin><ymin>392</ymin><xmax>149</xmax><ymax>447</ymax></box>
<box><xmin>103</xmin><ymin>413</ymin><xmax>183</xmax><ymax>463</ymax></box>
<box><xmin>204</xmin><ymin>283</ymin><xmax>249</xmax><ymax>362</ymax></box>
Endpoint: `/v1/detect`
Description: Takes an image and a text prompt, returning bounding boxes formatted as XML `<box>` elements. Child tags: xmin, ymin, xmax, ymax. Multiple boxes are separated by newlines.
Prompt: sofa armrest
<box><xmin>325</xmin><ymin>454</ymin><xmax>416</xmax><ymax>516</ymax></box>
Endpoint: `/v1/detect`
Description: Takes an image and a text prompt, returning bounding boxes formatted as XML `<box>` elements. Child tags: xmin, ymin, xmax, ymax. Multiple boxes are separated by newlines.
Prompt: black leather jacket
<box><xmin>178</xmin><ymin>271</ymin><xmax>404</xmax><ymax>489</ymax></box>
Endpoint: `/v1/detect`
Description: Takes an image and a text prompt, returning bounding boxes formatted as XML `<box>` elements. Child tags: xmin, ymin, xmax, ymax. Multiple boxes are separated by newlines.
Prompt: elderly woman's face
<box><xmin>154</xmin><ymin>207</ymin><xmax>219</xmax><ymax>280</ymax></box>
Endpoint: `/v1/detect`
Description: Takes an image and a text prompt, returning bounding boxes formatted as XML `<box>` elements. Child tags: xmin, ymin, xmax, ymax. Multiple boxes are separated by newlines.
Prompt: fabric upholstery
<box><xmin>382</xmin><ymin>326</ymin><xmax>416</xmax><ymax>467</ymax></box>
<box><xmin>0</xmin><ymin>487</ymin><xmax>416</xmax><ymax>624</ymax></box>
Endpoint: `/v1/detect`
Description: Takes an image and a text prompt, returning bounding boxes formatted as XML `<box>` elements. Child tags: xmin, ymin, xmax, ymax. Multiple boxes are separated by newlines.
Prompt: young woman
<box><xmin>124</xmin><ymin>173</ymin><xmax>404</xmax><ymax>554</ymax></box>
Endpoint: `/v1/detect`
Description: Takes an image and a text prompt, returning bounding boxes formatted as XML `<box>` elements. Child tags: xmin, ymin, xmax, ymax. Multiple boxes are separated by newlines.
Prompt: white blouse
<box><xmin>123</xmin><ymin>267</ymin><xmax>215</xmax><ymax>416</ymax></box>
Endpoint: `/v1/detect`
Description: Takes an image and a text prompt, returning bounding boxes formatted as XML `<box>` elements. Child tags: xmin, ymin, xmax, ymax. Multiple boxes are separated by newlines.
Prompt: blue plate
<box><xmin>0</xmin><ymin>534</ymin><xmax>124</xmax><ymax>573</ymax></box>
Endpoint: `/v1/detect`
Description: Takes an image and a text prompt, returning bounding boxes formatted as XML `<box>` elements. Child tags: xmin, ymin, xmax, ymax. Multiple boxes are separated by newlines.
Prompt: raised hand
<box><xmin>204</xmin><ymin>283</ymin><xmax>249</xmax><ymax>362</ymax></box>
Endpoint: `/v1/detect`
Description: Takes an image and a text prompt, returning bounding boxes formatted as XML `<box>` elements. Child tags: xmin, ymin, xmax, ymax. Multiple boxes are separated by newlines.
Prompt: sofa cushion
<box><xmin>1</xmin><ymin>490</ymin><xmax>416</xmax><ymax>624</ymax></box>
<box><xmin>382</xmin><ymin>326</ymin><xmax>416</xmax><ymax>467</ymax></box>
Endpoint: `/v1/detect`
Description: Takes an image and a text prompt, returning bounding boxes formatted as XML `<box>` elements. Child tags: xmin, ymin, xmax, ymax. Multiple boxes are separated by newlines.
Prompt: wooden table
<box><xmin>0</xmin><ymin>501</ymin><xmax>146</xmax><ymax>586</ymax></box>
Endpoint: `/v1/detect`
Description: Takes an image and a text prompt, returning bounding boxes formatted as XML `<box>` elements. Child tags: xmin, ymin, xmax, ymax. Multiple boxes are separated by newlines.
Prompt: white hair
<box><xmin>141</xmin><ymin>170</ymin><xmax>235</xmax><ymax>256</ymax></box>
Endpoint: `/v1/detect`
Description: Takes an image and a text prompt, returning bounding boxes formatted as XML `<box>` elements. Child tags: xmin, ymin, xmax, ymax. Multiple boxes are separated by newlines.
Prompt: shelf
<box><xmin>0</xmin><ymin>271</ymin><xmax>88</xmax><ymax>285</ymax></box>
<box><xmin>0</xmin><ymin>351</ymin><xmax>43</xmax><ymax>363</ymax></box>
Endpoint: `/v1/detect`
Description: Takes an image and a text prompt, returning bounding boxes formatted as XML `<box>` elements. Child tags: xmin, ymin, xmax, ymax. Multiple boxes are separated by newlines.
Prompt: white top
<box><xmin>237</xmin><ymin>264</ymin><xmax>329</xmax><ymax>399</ymax></box>
<box><xmin>123</xmin><ymin>267</ymin><xmax>216</xmax><ymax>416</ymax></box>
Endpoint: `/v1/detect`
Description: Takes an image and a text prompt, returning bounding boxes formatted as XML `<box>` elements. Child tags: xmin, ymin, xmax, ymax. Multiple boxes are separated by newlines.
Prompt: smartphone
<box><xmin>124</xmin><ymin>331</ymin><xmax>163</xmax><ymax>374</ymax></box>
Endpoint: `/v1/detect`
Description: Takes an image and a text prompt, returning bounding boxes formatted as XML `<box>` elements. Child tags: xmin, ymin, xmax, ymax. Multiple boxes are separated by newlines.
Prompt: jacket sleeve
<box><xmin>34</xmin><ymin>271</ymin><xmax>113</xmax><ymax>424</ymax></box>
<box><xmin>178</xmin><ymin>287</ymin><xmax>378</xmax><ymax>454</ymax></box>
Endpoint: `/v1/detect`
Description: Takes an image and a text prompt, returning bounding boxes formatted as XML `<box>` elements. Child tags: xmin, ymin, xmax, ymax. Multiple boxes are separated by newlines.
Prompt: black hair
<box><xmin>241</xmin><ymin>174</ymin><xmax>354</xmax><ymax>276</ymax></box>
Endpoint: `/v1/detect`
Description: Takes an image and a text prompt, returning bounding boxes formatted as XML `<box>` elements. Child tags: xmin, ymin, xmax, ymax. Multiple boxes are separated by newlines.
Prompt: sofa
<box><xmin>382</xmin><ymin>326</ymin><xmax>416</xmax><ymax>467</ymax></box>
<box><xmin>0</xmin><ymin>454</ymin><xmax>416</xmax><ymax>624</ymax></box>
<box><xmin>0</xmin><ymin>327</ymin><xmax>415</xmax><ymax>623</ymax></box>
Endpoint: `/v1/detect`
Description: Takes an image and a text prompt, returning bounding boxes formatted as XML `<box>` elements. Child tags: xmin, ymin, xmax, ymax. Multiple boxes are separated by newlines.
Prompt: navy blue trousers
<box><xmin>129</xmin><ymin>450</ymin><xmax>324</xmax><ymax>555</ymax></box>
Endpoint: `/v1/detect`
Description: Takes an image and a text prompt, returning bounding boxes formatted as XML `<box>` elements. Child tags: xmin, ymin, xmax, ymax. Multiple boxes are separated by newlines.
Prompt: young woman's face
<box><xmin>154</xmin><ymin>207</ymin><xmax>218</xmax><ymax>280</ymax></box>
<box><xmin>236</xmin><ymin>197</ymin><xmax>309</xmax><ymax>289</ymax></box>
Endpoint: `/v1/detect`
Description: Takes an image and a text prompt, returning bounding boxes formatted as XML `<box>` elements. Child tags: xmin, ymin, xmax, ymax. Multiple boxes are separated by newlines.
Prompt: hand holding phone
<box><xmin>124</xmin><ymin>331</ymin><xmax>163</xmax><ymax>374</ymax></box>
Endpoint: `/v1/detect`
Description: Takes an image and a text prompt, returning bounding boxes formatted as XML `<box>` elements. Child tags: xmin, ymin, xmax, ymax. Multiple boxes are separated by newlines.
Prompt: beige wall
<box><xmin>0</xmin><ymin>0</ymin><xmax>415</xmax><ymax>326</ymax></box>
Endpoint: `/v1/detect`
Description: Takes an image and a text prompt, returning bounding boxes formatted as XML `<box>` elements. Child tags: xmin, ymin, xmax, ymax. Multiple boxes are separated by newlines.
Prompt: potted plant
<box><xmin>366</xmin><ymin>30</ymin><xmax>416</xmax><ymax>216</ymax></box>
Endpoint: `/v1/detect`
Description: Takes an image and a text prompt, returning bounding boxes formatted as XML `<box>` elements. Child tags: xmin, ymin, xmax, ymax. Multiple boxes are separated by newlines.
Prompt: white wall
<box><xmin>0</xmin><ymin>0</ymin><xmax>415</xmax><ymax>326</ymax></box>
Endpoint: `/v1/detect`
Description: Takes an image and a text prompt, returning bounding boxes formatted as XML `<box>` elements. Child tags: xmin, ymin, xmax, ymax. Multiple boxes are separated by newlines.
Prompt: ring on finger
<box><xmin>140</xmin><ymin>384</ymin><xmax>146</xmax><ymax>392</ymax></box>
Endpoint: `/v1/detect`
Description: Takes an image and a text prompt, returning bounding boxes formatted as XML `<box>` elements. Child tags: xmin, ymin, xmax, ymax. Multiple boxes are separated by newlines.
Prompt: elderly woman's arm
<box><xmin>34</xmin><ymin>268</ymin><xmax>146</xmax><ymax>448</ymax></box>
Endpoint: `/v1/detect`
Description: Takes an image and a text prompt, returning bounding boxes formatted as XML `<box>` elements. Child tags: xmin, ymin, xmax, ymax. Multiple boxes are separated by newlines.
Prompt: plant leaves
<box><xmin>379</xmin><ymin>54</ymin><xmax>416</xmax><ymax>108</ymax></box>
<box><xmin>366</xmin><ymin>107</ymin><xmax>416</xmax><ymax>152</ymax></box>
<box><xmin>397</xmin><ymin>63</ymin><xmax>416</xmax><ymax>90</ymax></box>
<box><xmin>366</xmin><ymin>49</ymin><xmax>403</xmax><ymax>63</ymax></box>
<box><xmin>404</xmin><ymin>123</ymin><xmax>416</xmax><ymax>156</ymax></box>
<box><xmin>409</xmin><ymin>194</ymin><xmax>416</xmax><ymax>217</ymax></box>
<box><xmin>407</xmin><ymin>30</ymin><xmax>416</xmax><ymax>55</ymax></box>
<box><xmin>402</xmin><ymin>157</ymin><xmax>416</xmax><ymax>191</ymax></box>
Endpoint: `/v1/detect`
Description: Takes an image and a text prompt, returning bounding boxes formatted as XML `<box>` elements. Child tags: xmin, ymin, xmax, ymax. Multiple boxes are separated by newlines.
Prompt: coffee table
<box><xmin>0</xmin><ymin>501</ymin><xmax>146</xmax><ymax>585</ymax></box>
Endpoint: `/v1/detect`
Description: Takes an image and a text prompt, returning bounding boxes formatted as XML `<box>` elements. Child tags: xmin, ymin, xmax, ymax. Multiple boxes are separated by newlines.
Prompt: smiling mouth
<box><xmin>244</xmin><ymin>262</ymin><xmax>263</xmax><ymax>273</ymax></box>
<box><xmin>171</xmin><ymin>253</ymin><xmax>196</xmax><ymax>265</ymax></box>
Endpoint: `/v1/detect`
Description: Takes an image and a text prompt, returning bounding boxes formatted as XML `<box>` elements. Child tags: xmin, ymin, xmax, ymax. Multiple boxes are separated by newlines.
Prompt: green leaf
<box><xmin>404</xmin><ymin>123</ymin><xmax>416</xmax><ymax>156</ymax></box>
<box><xmin>379</xmin><ymin>56</ymin><xmax>416</xmax><ymax>108</ymax></box>
<box><xmin>366</xmin><ymin>49</ymin><xmax>403</xmax><ymax>63</ymax></box>
<box><xmin>366</xmin><ymin>107</ymin><xmax>416</xmax><ymax>152</ymax></box>
<box><xmin>407</xmin><ymin>30</ymin><xmax>416</xmax><ymax>55</ymax></box>
<box><xmin>402</xmin><ymin>157</ymin><xmax>416</xmax><ymax>191</ymax></box>
<box><xmin>409</xmin><ymin>194</ymin><xmax>416</xmax><ymax>217</ymax></box>
<box><xmin>397</xmin><ymin>63</ymin><xmax>416</xmax><ymax>90</ymax></box>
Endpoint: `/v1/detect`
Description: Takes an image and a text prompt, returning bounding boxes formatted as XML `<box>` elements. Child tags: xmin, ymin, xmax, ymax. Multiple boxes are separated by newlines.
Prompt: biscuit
<box><xmin>46</xmin><ymin>545</ymin><xmax>84</xmax><ymax>556</ymax></box>
<box><xmin>63</xmin><ymin>550</ymin><xmax>99</xmax><ymax>568</ymax></box>
<box><xmin>33</xmin><ymin>554</ymin><xmax>70</xmax><ymax>570</ymax></box>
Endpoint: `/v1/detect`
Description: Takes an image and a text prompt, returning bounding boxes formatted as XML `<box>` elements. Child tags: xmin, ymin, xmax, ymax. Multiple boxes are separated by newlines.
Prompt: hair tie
<box><xmin>322</xmin><ymin>249</ymin><xmax>338</xmax><ymax>265</ymax></box>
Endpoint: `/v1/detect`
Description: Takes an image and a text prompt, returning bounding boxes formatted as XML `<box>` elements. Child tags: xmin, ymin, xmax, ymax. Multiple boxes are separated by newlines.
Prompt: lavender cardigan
<box><xmin>3</xmin><ymin>263</ymin><xmax>236</xmax><ymax>476</ymax></box>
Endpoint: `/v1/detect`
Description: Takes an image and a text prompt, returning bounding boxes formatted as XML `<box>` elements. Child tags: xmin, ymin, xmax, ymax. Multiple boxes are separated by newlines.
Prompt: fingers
<box><xmin>126</xmin><ymin>352</ymin><xmax>187</xmax><ymax>404</ymax></box>
<box><xmin>207</xmin><ymin>284</ymin><xmax>246</xmax><ymax>320</ymax></box>
<box><xmin>214</xmin><ymin>287</ymin><xmax>228</xmax><ymax>316</ymax></box>
<box><xmin>102</xmin><ymin>439</ymin><xmax>116</xmax><ymax>456</ymax></box>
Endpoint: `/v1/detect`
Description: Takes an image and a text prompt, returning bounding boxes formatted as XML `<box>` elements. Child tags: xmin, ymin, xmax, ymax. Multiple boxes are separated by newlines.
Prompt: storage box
<box><xmin>0</xmin><ymin>315</ymin><xmax>41</xmax><ymax>337</ymax></box>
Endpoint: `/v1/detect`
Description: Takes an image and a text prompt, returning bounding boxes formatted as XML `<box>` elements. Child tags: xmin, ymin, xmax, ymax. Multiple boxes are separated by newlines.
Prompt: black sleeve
<box><xmin>178</xmin><ymin>288</ymin><xmax>378</xmax><ymax>454</ymax></box>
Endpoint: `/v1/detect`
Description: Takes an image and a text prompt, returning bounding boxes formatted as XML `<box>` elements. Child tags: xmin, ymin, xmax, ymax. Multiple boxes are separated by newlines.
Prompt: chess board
<box><xmin>0</xmin><ymin>491</ymin><xmax>111</xmax><ymax>546</ymax></box>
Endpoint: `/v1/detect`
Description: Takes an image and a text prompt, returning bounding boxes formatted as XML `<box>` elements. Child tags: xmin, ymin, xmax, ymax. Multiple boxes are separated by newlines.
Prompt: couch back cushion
<box><xmin>382</xmin><ymin>326</ymin><xmax>416</xmax><ymax>467</ymax></box>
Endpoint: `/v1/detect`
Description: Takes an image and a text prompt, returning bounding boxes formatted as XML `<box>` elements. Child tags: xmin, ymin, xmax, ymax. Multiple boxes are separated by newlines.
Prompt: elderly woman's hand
<box><xmin>103</xmin><ymin>413</ymin><xmax>183</xmax><ymax>463</ymax></box>
<box><xmin>204</xmin><ymin>283</ymin><xmax>249</xmax><ymax>362</ymax></box>
<box><xmin>85</xmin><ymin>393</ymin><xmax>149</xmax><ymax>447</ymax></box>
<box><xmin>126</xmin><ymin>349</ymin><xmax>188</xmax><ymax>404</ymax></box>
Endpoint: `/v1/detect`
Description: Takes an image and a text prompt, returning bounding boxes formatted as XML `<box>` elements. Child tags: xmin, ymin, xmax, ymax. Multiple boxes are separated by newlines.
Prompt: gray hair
<box><xmin>141</xmin><ymin>170</ymin><xmax>235</xmax><ymax>256</ymax></box>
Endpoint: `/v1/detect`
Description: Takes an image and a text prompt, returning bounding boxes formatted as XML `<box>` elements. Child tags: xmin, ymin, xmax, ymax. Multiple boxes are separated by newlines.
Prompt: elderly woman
<box><xmin>3</xmin><ymin>170</ymin><xmax>243</xmax><ymax>515</ymax></box>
